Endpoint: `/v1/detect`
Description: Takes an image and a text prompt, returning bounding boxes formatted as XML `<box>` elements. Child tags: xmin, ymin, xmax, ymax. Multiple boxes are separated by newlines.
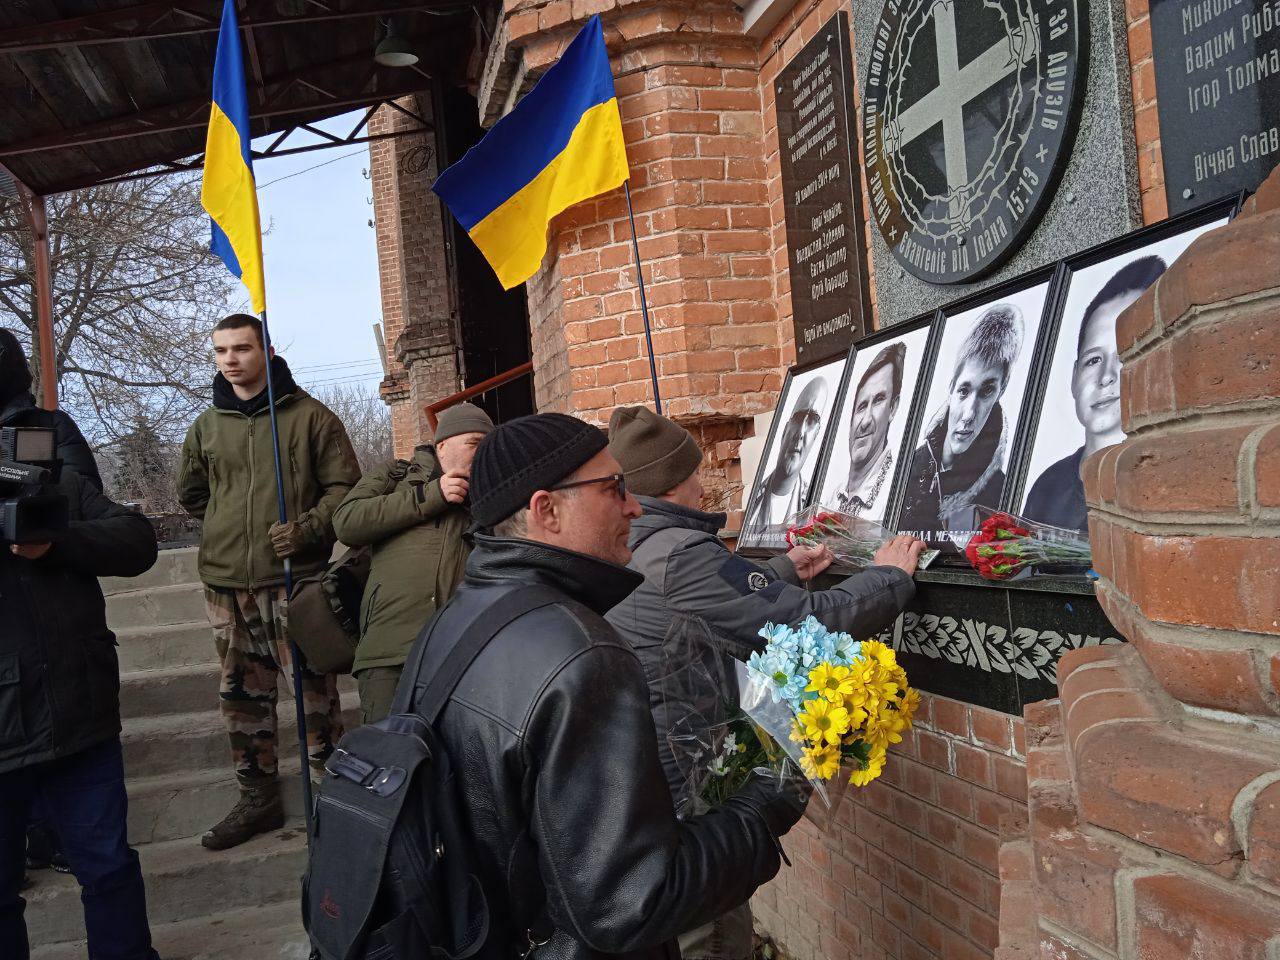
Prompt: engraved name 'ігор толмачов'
<box><xmin>862</xmin><ymin>0</ymin><xmax>1086</xmax><ymax>283</ymax></box>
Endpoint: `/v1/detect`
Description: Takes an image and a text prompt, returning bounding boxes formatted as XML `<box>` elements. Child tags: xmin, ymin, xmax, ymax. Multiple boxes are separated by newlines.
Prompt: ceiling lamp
<box><xmin>375</xmin><ymin>20</ymin><xmax>418</xmax><ymax>68</ymax></box>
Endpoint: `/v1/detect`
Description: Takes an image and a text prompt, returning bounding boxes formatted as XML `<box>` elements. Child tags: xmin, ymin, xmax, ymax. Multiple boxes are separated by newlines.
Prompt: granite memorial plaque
<box><xmin>1151</xmin><ymin>0</ymin><xmax>1280</xmax><ymax>214</ymax></box>
<box><xmin>776</xmin><ymin>13</ymin><xmax>872</xmax><ymax>365</ymax></box>
<box><xmin>861</xmin><ymin>0</ymin><xmax>1088</xmax><ymax>284</ymax></box>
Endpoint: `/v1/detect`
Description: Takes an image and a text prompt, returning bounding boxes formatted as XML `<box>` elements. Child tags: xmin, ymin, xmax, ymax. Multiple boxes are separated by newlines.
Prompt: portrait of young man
<box><xmin>1022</xmin><ymin>256</ymin><xmax>1165</xmax><ymax>532</ymax></box>
<box><xmin>898</xmin><ymin>295</ymin><xmax>1038</xmax><ymax>551</ymax></box>
<box><xmin>740</xmin><ymin>362</ymin><xmax>839</xmax><ymax>547</ymax></box>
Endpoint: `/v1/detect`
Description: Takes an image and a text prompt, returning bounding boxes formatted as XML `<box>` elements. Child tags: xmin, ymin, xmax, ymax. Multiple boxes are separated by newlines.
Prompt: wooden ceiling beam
<box><xmin>0</xmin><ymin>1</ymin><xmax>467</xmax><ymax>54</ymax></box>
<box><xmin>0</xmin><ymin>53</ymin><xmax>435</xmax><ymax>157</ymax></box>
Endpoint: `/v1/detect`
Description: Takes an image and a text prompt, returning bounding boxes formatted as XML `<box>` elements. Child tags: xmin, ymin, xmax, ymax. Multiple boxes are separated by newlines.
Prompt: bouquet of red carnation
<box><xmin>786</xmin><ymin>506</ymin><xmax>937</xmax><ymax>570</ymax></box>
<box><xmin>965</xmin><ymin>508</ymin><xmax>1092</xmax><ymax>580</ymax></box>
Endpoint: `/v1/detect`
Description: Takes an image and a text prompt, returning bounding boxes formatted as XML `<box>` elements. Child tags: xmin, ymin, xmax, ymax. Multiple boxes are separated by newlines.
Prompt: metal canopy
<box><xmin>0</xmin><ymin>0</ymin><xmax>477</xmax><ymax>196</ymax></box>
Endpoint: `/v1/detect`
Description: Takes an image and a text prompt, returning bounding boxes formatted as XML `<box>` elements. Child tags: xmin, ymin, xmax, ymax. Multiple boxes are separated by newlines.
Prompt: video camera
<box><xmin>0</xmin><ymin>426</ymin><xmax>68</xmax><ymax>544</ymax></box>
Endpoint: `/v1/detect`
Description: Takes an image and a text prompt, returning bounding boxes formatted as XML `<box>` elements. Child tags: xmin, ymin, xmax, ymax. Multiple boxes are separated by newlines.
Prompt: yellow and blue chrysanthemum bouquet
<box><xmin>745</xmin><ymin>615</ymin><xmax>920</xmax><ymax>788</ymax></box>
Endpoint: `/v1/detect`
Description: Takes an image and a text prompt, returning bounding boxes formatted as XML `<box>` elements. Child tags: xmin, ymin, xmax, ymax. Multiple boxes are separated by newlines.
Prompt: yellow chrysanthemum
<box><xmin>860</xmin><ymin>639</ymin><xmax>898</xmax><ymax>670</ymax></box>
<box><xmin>807</xmin><ymin>663</ymin><xmax>856</xmax><ymax>703</ymax></box>
<box><xmin>798</xmin><ymin>698</ymin><xmax>851</xmax><ymax>747</ymax></box>
<box><xmin>900</xmin><ymin>687</ymin><xmax>921</xmax><ymax>725</ymax></box>
<box><xmin>789</xmin><ymin>718</ymin><xmax>806</xmax><ymax>744</ymax></box>
<box><xmin>799</xmin><ymin>743</ymin><xmax>841</xmax><ymax>780</ymax></box>
<box><xmin>849</xmin><ymin>750</ymin><xmax>886</xmax><ymax>787</ymax></box>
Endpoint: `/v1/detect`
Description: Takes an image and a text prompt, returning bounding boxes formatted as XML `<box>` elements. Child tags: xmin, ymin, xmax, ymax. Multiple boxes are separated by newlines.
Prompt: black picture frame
<box><xmin>888</xmin><ymin>264</ymin><xmax>1060</xmax><ymax>564</ymax></box>
<box><xmin>808</xmin><ymin>310</ymin><xmax>941</xmax><ymax>530</ymax></box>
<box><xmin>737</xmin><ymin>353</ymin><xmax>848</xmax><ymax>553</ymax></box>
<box><xmin>1004</xmin><ymin>194</ymin><xmax>1242</xmax><ymax>530</ymax></box>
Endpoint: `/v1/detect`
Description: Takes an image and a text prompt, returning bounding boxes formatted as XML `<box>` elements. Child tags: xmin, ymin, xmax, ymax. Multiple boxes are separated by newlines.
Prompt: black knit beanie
<box><xmin>0</xmin><ymin>329</ymin><xmax>33</xmax><ymax>406</ymax></box>
<box><xmin>470</xmin><ymin>413</ymin><xmax>608</xmax><ymax>528</ymax></box>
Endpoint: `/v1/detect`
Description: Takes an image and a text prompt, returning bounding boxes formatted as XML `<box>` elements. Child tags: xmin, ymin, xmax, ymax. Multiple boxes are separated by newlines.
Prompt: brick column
<box><xmin>998</xmin><ymin>169</ymin><xmax>1280</xmax><ymax>957</ymax></box>
<box><xmin>481</xmin><ymin>1</ymin><xmax>779</xmax><ymax>526</ymax></box>
<box><xmin>368</xmin><ymin>97</ymin><xmax>460</xmax><ymax>455</ymax></box>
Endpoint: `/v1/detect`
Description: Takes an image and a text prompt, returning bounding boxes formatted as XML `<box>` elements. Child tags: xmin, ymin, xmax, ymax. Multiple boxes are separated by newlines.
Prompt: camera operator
<box><xmin>0</xmin><ymin>390</ymin><xmax>161</xmax><ymax>955</ymax></box>
<box><xmin>0</xmin><ymin>329</ymin><xmax>101</xmax><ymax>491</ymax></box>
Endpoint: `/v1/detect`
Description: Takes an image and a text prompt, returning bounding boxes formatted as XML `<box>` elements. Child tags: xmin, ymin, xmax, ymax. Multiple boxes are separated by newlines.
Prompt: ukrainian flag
<box><xmin>201</xmin><ymin>0</ymin><xmax>266</xmax><ymax>312</ymax></box>
<box><xmin>433</xmin><ymin>15</ymin><xmax>630</xmax><ymax>289</ymax></box>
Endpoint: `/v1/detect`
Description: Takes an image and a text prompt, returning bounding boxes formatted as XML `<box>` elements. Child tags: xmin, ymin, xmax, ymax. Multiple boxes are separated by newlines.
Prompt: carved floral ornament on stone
<box><xmin>879</xmin><ymin>612</ymin><xmax>1122</xmax><ymax>684</ymax></box>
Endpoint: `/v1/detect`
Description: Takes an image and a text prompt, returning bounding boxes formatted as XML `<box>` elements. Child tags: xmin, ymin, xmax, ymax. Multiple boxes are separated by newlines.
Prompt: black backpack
<box><xmin>303</xmin><ymin>584</ymin><xmax>561</xmax><ymax>960</ymax></box>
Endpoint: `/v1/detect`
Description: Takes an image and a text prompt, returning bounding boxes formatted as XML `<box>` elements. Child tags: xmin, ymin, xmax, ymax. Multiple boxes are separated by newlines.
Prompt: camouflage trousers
<box><xmin>203</xmin><ymin>585</ymin><xmax>344</xmax><ymax>785</ymax></box>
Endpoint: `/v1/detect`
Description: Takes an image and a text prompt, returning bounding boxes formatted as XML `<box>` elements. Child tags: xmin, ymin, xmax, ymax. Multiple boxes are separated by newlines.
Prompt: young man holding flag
<box><xmin>177</xmin><ymin>314</ymin><xmax>359</xmax><ymax>849</ymax></box>
<box><xmin>189</xmin><ymin>2</ymin><xmax>358</xmax><ymax>849</ymax></box>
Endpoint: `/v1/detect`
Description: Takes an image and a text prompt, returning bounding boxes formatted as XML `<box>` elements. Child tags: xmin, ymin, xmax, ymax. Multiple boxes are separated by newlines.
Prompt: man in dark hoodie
<box><xmin>177</xmin><ymin>314</ymin><xmax>360</xmax><ymax>850</ymax></box>
<box><xmin>605</xmin><ymin>406</ymin><xmax>925</xmax><ymax>960</ymax></box>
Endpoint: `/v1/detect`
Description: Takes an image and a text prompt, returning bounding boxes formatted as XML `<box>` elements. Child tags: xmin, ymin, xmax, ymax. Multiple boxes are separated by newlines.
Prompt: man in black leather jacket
<box><xmin>399</xmin><ymin>413</ymin><xmax>806</xmax><ymax>960</ymax></box>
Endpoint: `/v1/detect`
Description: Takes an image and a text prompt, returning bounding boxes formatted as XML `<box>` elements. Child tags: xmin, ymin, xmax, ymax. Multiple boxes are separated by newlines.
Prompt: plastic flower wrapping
<box><xmin>663</xmin><ymin>613</ymin><xmax>918</xmax><ymax>826</ymax></box>
<box><xmin>785</xmin><ymin>505</ymin><xmax>938</xmax><ymax>571</ymax></box>
<box><xmin>964</xmin><ymin>507</ymin><xmax>1092</xmax><ymax>581</ymax></box>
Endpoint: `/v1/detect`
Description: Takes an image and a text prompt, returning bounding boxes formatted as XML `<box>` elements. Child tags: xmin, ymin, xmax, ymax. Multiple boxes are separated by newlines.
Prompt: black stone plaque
<box><xmin>1152</xmin><ymin>0</ymin><xmax>1280</xmax><ymax>214</ymax></box>
<box><xmin>862</xmin><ymin>0</ymin><xmax>1087</xmax><ymax>284</ymax></box>
<box><xmin>776</xmin><ymin>13</ymin><xmax>872</xmax><ymax>366</ymax></box>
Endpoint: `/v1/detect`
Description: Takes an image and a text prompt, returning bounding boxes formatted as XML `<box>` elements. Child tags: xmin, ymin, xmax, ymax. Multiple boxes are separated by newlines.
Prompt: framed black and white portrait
<box><xmin>1012</xmin><ymin>199</ymin><xmax>1237</xmax><ymax>534</ymax></box>
<box><xmin>810</xmin><ymin>315</ymin><xmax>936</xmax><ymax>528</ymax></box>
<box><xmin>739</xmin><ymin>356</ymin><xmax>846</xmax><ymax>550</ymax></box>
<box><xmin>894</xmin><ymin>269</ymin><xmax>1054</xmax><ymax>556</ymax></box>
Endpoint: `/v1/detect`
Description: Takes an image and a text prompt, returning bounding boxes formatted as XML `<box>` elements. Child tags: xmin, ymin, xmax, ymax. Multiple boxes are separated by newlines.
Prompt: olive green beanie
<box><xmin>608</xmin><ymin>406</ymin><xmax>703</xmax><ymax>497</ymax></box>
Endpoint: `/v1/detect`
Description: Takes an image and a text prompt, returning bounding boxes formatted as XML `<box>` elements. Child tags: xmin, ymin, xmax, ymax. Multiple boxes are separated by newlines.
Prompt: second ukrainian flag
<box><xmin>432</xmin><ymin>15</ymin><xmax>630</xmax><ymax>290</ymax></box>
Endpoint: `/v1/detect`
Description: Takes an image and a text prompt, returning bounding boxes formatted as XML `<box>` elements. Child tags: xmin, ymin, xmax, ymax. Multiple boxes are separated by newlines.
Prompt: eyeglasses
<box><xmin>549</xmin><ymin>473</ymin><xmax>627</xmax><ymax>501</ymax></box>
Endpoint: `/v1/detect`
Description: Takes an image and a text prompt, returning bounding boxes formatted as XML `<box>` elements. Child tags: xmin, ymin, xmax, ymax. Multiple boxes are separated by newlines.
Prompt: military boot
<box><xmin>201</xmin><ymin>779</ymin><xmax>285</xmax><ymax>850</ymax></box>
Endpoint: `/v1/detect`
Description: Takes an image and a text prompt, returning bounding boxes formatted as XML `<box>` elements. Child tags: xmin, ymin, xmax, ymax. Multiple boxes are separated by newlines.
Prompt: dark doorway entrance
<box><xmin>435</xmin><ymin>86</ymin><xmax>536</xmax><ymax>425</ymax></box>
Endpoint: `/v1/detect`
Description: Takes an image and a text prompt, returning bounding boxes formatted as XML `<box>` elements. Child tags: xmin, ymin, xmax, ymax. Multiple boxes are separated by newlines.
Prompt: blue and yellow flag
<box><xmin>433</xmin><ymin>15</ymin><xmax>629</xmax><ymax>289</ymax></box>
<box><xmin>201</xmin><ymin>0</ymin><xmax>265</xmax><ymax>312</ymax></box>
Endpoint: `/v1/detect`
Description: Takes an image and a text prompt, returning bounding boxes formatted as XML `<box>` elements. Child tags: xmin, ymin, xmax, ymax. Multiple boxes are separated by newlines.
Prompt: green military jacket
<box><xmin>177</xmin><ymin>389</ymin><xmax>361</xmax><ymax>590</ymax></box>
<box><xmin>331</xmin><ymin>445</ymin><xmax>472</xmax><ymax>673</ymax></box>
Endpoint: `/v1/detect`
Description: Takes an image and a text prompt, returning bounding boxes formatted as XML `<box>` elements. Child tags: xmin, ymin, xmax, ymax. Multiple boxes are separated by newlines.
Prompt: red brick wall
<box><xmin>1124</xmin><ymin>0</ymin><xmax>1167</xmax><ymax>224</ymax></box>
<box><xmin>995</xmin><ymin>167</ymin><xmax>1280</xmax><ymax>959</ymax></box>
<box><xmin>367</xmin><ymin>97</ymin><xmax>460</xmax><ymax>455</ymax></box>
<box><xmin>754</xmin><ymin>694</ymin><xmax>1027</xmax><ymax>960</ymax></box>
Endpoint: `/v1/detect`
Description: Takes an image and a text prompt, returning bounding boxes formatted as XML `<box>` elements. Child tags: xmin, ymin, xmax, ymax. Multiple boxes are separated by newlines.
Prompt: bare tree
<box><xmin>0</xmin><ymin>174</ymin><xmax>234</xmax><ymax>447</ymax></box>
<box><xmin>312</xmin><ymin>383</ymin><xmax>393</xmax><ymax>472</ymax></box>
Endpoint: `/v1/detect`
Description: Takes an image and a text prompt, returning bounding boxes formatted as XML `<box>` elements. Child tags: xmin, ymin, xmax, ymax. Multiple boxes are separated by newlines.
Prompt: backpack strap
<box><xmin>394</xmin><ymin>584</ymin><xmax>563</xmax><ymax>723</ymax></box>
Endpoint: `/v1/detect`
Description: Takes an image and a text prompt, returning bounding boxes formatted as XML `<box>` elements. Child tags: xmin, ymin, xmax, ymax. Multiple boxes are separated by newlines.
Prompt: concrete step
<box><xmin>120</xmin><ymin>662</ymin><xmax>219</xmax><ymax>720</ymax></box>
<box><xmin>121</xmin><ymin>664</ymin><xmax>360</xmax><ymax>721</ymax></box>
<box><xmin>121</xmin><ymin>693</ymin><xmax>361</xmax><ymax>778</ymax></box>
<box><xmin>24</xmin><ymin>821</ymin><xmax>309</xmax><ymax>947</ymax></box>
<box><xmin>115</xmin><ymin>620</ymin><xmax>213</xmax><ymax>673</ymax></box>
<box><xmin>107</xmin><ymin>582</ymin><xmax>207</xmax><ymax>630</ymax></box>
<box><xmin>126</xmin><ymin>761</ymin><xmax>319</xmax><ymax>846</ymax></box>
<box><xmin>101</xmin><ymin>546</ymin><xmax>200</xmax><ymax>596</ymax></box>
<box><xmin>31</xmin><ymin>898</ymin><xmax>310</xmax><ymax>960</ymax></box>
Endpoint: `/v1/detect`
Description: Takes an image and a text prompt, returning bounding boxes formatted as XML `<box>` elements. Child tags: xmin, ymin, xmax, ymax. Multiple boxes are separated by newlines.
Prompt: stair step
<box><xmin>107</xmin><ymin>582</ymin><xmax>207</xmax><ymax>630</ymax></box>
<box><xmin>120</xmin><ymin>663</ymin><xmax>359</xmax><ymax>720</ymax></box>
<box><xmin>31</xmin><ymin>898</ymin><xmax>309</xmax><ymax>960</ymax></box>
<box><xmin>24</xmin><ymin>821</ymin><xmax>309</xmax><ymax>947</ymax></box>
<box><xmin>115</xmin><ymin>621</ymin><xmax>214</xmax><ymax>673</ymax></box>
<box><xmin>120</xmin><ymin>662</ymin><xmax>220</xmax><ymax>719</ymax></box>
<box><xmin>100</xmin><ymin>546</ymin><xmax>200</xmax><ymax>596</ymax></box>
<box><xmin>121</xmin><ymin>693</ymin><xmax>361</xmax><ymax>778</ymax></box>
<box><xmin>126</xmin><ymin>760</ymin><xmax>319</xmax><ymax>846</ymax></box>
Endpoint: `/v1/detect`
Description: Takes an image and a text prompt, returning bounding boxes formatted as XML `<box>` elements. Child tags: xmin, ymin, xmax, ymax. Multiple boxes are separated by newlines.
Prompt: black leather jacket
<box><xmin>401</xmin><ymin>535</ymin><xmax>804</xmax><ymax>960</ymax></box>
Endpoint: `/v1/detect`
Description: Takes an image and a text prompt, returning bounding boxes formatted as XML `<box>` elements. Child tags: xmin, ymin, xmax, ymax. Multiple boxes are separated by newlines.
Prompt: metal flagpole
<box><xmin>258</xmin><ymin>308</ymin><xmax>315</xmax><ymax>842</ymax></box>
<box><xmin>623</xmin><ymin>180</ymin><xmax>662</xmax><ymax>414</ymax></box>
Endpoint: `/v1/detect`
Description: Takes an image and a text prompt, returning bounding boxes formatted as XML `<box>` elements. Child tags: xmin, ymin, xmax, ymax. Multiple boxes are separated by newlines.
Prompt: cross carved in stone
<box><xmin>891</xmin><ymin>0</ymin><xmax>1035</xmax><ymax>201</ymax></box>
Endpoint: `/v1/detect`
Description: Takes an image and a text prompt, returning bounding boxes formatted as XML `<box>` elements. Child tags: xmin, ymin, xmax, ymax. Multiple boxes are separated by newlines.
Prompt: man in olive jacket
<box><xmin>333</xmin><ymin>401</ymin><xmax>493</xmax><ymax>723</ymax></box>
<box><xmin>177</xmin><ymin>314</ymin><xmax>360</xmax><ymax>850</ymax></box>
<box><xmin>0</xmin><ymin>435</ymin><xmax>160</xmax><ymax>959</ymax></box>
